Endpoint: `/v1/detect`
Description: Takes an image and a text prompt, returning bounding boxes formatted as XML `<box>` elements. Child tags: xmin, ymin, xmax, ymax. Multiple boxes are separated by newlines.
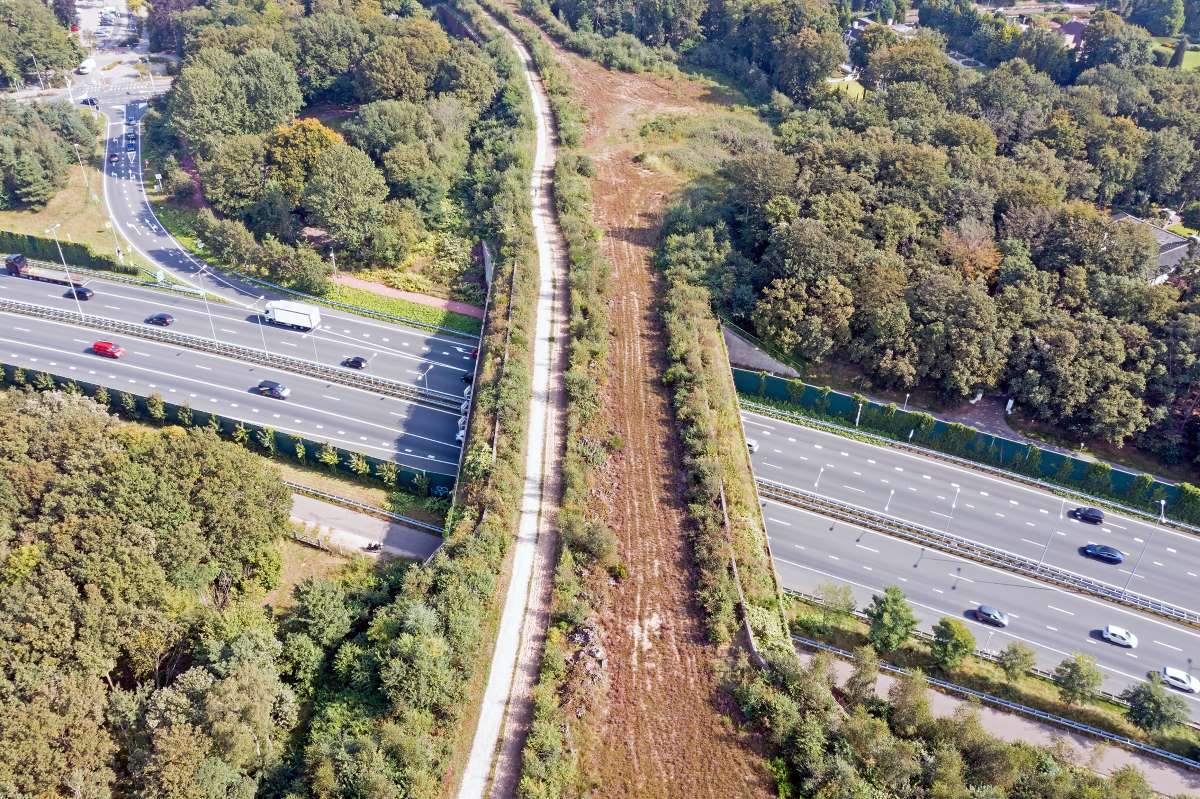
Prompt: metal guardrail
<box><xmin>740</xmin><ymin>397</ymin><xmax>1200</xmax><ymax>539</ymax></box>
<box><xmin>0</xmin><ymin>297</ymin><xmax>464</xmax><ymax>412</ymax></box>
<box><xmin>284</xmin><ymin>480</ymin><xmax>444</xmax><ymax>534</ymax></box>
<box><xmin>790</xmin><ymin>633</ymin><xmax>1200</xmax><ymax>772</ymax></box>
<box><xmin>19</xmin><ymin>256</ymin><xmax>210</xmax><ymax>298</ymax></box>
<box><xmin>757</xmin><ymin>477</ymin><xmax>1200</xmax><ymax>627</ymax></box>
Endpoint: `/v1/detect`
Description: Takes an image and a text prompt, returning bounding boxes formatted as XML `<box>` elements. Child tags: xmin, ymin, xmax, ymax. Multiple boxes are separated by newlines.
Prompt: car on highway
<box><xmin>342</xmin><ymin>355</ymin><xmax>368</xmax><ymax>369</ymax></box>
<box><xmin>1101</xmin><ymin>625</ymin><xmax>1138</xmax><ymax>648</ymax></box>
<box><xmin>1160</xmin><ymin>666</ymin><xmax>1200</xmax><ymax>693</ymax></box>
<box><xmin>975</xmin><ymin>605</ymin><xmax>1009</xmax><ymax>627</ymax></box>
<box><xmin>81</xmin><ymin>97</ymin><xmax>99</xmax><ymax>107</ymax></box>
<box><xmin>68</xmin><ymin>286</ymin><xmax>94</xmax><ymax>300</ymax></box>
<box><xmin>125</xmin><ymin>140</ymin><xmax>136</xmax><ymax>152</ymax></box>
<box><xmin>145</xmin><ymin>312</ymin><xmax>174</xmax><ymax>326</ymax></box>
<box><xmin>747</xmin><ymin>438</ymin><xmax>759</xmax><ymax>453</ymax></box>
<box><xmin>255</xmin><ymin>380</ymin><xmax>290</xmax><ymax>400</ymax></box>
<box><xmin>108</xmin><ymin>153</ymin><xmax>119</xmax><ymax>164</ymax></box>
<box><xmin>92</xmin><ymin>341</ymin><xmax>125</xmax><ymax>358</ymax></box>
<box><xmin>1082</xmin><ymin>543</ymin><xmax>1125</xmax><ymax>564</ymax></box>
<box><xmin>1069</xmin><ymin>506</ymin><xmax>1105</xmax><ymax>524</ymax></box>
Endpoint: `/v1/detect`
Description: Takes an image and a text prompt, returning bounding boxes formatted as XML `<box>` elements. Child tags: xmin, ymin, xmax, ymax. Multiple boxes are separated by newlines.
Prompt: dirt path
<box><xmin>522</xmin><ymin>27</ymin><xmax>774</xmax><ymax>799</ymax></box>
<box><xmin>457</xmin><ymin>13</ymin><xmax>569</xmax><ymax>799</ymax></box>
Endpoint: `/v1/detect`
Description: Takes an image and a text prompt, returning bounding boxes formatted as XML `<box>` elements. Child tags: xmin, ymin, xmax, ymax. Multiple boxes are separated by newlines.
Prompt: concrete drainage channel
<box><xmin>0</xmin><ymin>297</ymin><xmax>463</xmax><ymax>412</ymax></box>
<box><xmin>757</xmin><ymin>477</ymin><xmax>1200</xmax><ymax>628</ymax></box>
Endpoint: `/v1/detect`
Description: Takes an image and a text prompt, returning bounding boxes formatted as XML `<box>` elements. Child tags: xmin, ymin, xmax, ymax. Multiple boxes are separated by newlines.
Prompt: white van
<box><xmin>77</xmin><ymin>58</ymin><xmax>96</xmax><ymax>74</ymax></box>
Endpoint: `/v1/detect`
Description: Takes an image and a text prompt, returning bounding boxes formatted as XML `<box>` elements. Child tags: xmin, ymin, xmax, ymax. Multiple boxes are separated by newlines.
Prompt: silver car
<box><xmin>1101</xmin><ymin>625</ymin><xmax>1137</xmax><ymax>648</ymax></box>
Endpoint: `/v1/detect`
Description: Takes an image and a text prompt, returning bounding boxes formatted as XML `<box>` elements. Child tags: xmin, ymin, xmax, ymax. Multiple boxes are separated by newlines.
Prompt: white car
<box><xmin>1101</xmin><ymin>625</ymin><xmax>1138</xmax><ymax>648</ymax></box>
<box><xmin>1160</xmin><ymin>666</ymin><xmax>1200</xmax><ymax>693</ymax></box>
<box><xmin>746</xmin><ymin>438</ymin><xmax>759</xmax><ymax>454</ymax></box>
<box><xmin>455</xmin><ymin>428</ymin><xmax>466</xmax><ymax>443</ymax></box>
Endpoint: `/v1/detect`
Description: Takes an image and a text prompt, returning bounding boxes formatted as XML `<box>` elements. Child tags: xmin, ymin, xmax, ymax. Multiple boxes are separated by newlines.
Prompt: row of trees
<box><xmin>859</xmin><ymin>585</ymin><xmax>1190</xmax><ymax>736</ymax></box>
<box><xmin>0</xmin><ymin>101</ymin><xmax>98</xmax><ymax>209</ymax></box>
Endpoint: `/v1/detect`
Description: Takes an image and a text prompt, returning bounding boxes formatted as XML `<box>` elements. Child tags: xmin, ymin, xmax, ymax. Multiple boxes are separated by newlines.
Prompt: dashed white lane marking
<box><xmin>768</xmin><ymin>518</ymin><xmax>791</xmax><ymax>526</ymax></box>
<box><xmin>979</xmin><ymin>491</ymin><xmax>989</xmax><ymax>497</ymax></box>
<box><xmin>1020</xmin><ymin>538</ymin><xmax>1040</xmax><ymax>546</ymax></box>
<box><xmin>842</xmin><ymin>485</ymin><xmax>865</xmax><ymax>493</ymax></box>
<box><xmin>1155</xmin><ymin>640</ymin><xmax>1183</xmax><ymax>652</ymax></box>
<box><xmin>1047</xmin><ymin>605</ymin><xmax>1074</xmax><ymax>616</ymax></box>
<box><xmin>1046</xmin><ymin>625</ymin><xmax>1058</xmax><ymax>632</ymax></box>
<box><xmin>856</xmin><ymin>544</ymin><xmax>878</xmax><ymax>553</ymax></box>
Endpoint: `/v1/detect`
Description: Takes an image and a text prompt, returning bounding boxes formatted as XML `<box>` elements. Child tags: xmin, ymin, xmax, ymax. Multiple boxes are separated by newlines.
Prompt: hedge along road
<box><xmin>0</xmin><ymin>310</ymin><xmax>463</xmax><ymax>475</ymax></box>
<box><xmin>743</xmin><ymin>409</ymin><xmax>1200</xmax><ymax>617</ymax></box>
<box><xmin>0</xmin><ymin>272</ymin><xmax>477</xmax><ymax>396</ymax></box>
<box><xmin>457</xmin><ymin>12</ymin><xmax>569</xmax><ymax>799</ymax></box>
<box><xmin>769</xmin><ymin>501</ymin><xmax>1200</xmax><ymax>721</ymax></box>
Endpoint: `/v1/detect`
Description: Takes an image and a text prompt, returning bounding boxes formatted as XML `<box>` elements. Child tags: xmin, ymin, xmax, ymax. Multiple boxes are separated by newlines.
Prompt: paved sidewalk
<box><xmin>723</xmin><ymin>326</ymin><xmax>799</xmax><ymax>377</ymax></box>
<box><xmin>334</xmin><ymin>274</ymin><xmax>486</xmax><ymax>319</ymax></box>
<box><xmin>800</xmin><ymin>650</ymin><xmax>1200</xmax><ymax>796</ymax></box>
<box><xmin>289</xmin><ymin>494</ymin><xmax>442</xmax><ymax>561</ymax></box>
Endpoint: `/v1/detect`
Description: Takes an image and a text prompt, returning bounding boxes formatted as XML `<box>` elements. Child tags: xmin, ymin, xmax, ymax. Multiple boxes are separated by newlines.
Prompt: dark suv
<box><xmin>255</xmin><ymin>380</ymin><xmax>290</xmax><ymax>399</ymax></box>
<box><xmin>1082</xmin><ymin>543</ymin><xmax>1125</xmax><ymax>564</ymax></box>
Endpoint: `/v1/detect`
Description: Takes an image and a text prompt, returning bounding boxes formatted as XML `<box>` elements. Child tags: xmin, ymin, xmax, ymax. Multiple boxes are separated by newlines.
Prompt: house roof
<box><xmin>1113</xmin><ymin>212</ymin><xmax>1192</xmax><ymax>278</ymax></box>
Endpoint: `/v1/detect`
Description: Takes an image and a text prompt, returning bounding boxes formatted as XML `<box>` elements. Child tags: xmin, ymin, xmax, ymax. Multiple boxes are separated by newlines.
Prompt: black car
<box><xmin>108</xmin><ymin>153</ymin><xmax>119</xmax><ymax>164</ymax></box>
<box><xmin>1082</xmin><ymin>543</ymin><xmax>1126</xmax><ymax>564</ymax></box>
<box><xmin>145</xmin><ymin>312</ymin><xmax>174</xmax><ymax>327</ymax></box>
<box><xmin>68</xmin><ymin>286</ymin><xmax>94</xmax><ymax>300</ymax></box>
<box><xmin>81</xmin><ymin>96</ymin><xmax>99</xmax><ymax>107</ymax></box>
<box><xmin>1070</xmin><ymin>506</ymin><xmax>1105</xmax><ymax>524</ymax></box>
<box><xmin>255</xmin><ymin>380</ymin><xmax>290</xmax><ymax>400</ymax></box>
<box><xmin>342</xmin><ymin>355</ymin><xmax>368</xmax><ymax>369</ymax></box>
<box><xmin>975</xmin><ymin>605</ymin><xmax>1009</xmax><ymax>627</ymax></box>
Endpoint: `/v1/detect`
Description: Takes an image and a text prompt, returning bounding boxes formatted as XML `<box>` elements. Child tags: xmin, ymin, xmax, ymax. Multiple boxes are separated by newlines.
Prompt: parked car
<box><xmin>1160</xmin><ymin>666</ymin><xmax>1200</xmax><ymax>693</ymax></box>
<box><xmin>145</xmin><ymin>312</ymin><xmax>174</xmax><ymax>326</ymax></box>
<box><xmin>255</xmin><ymin>380</ymin><xmax>290</xmax><ymax>399</ymax></box>
<box><xmin>81</xmin><ymin>96</ymin><xmax>99</xmax><ymax>107</ymax></box>
<box><xmin>975</xmin><ymin>605</ymin><xmax>1009</xmax><ymax>627</ymax></box>
<box><xmin>342</xmin><ymin>355</ymin><xmax>368</xmax><ymax>369</ymax></box>
<box><xmin>1082</xmin><ymin>543</ymin><xmax>1126</xmax><ymax>564</ymax></box>
<box><xmin>1070</xmin><ymin>507</ymin><xmax>1105</xmax><ymax>524</ymax></box>
<box><xmin>746</xmin><ymin>438</ymin><xmax>759</xmax><ymax>453</ymax></box>
<box><xmin>69</xmin><ymin>286</ymin><xmax>94</xmax><ymax>300</ymax></box>
<box><xmin>1101</xmin><ymin>625</ymin><xmax>1138</xmax><ymax>648</ymax></box>
<box><xmin>108</xmin><ymin>153</ymin><xmax>119</xmax><ymax>164</ymax></box>
<box><xmin>92</xmin><ymin>340</ymin><xmax>125</xmax><ymax>358</ymax></box>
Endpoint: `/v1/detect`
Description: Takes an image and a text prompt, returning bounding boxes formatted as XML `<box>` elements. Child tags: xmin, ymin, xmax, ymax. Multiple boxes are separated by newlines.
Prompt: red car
<box><xmin>92</xmin><ymin>341</ymin><xmax>125</xmax><ymax>358</ymax></box>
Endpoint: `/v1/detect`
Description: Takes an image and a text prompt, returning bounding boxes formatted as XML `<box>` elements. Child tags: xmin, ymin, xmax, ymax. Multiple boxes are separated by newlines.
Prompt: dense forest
<box><xmin>0</xmin><ymin>100</ymin><xmax>99</xmax><ymax>209</ymax></box>
<box><xmin>0</xmin><ymin>390</ymin><xmax>294</xmax><ymax>796</ymax></box>
<box><xmin>0</xmin><ymin>0</ymin><xmax>84</xmax><ymax>89</ymax></box>
<box><xmin>145</xmin><ymin>0</ymin><xmax>510</xmax><ymax>300</ymax></box>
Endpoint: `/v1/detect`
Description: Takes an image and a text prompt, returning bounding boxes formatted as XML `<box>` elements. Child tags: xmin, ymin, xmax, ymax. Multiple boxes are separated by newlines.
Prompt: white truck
<box><xmin>262</xmin><ymin>300</ymin><xmax>321</xmax><ymax>331</ymax></box>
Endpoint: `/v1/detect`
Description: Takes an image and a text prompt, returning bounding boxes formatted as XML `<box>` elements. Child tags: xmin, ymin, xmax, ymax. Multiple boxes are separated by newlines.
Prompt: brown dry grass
<box><xmin>534</xmin><ymin>30</ymin><xmax>774</xmax><ymax>799</ymax></box>
<box><xmin>263</xmin><ymin>538</ymin><xmax>348</xmax><ymax>612</ymax></box>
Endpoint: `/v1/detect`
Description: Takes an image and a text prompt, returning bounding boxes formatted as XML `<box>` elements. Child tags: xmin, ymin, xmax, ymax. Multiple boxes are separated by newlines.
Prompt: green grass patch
<box><xmin>324</xmin><ymin>283</ymin><xmax>482</xmax><ymax>336</ymax></box>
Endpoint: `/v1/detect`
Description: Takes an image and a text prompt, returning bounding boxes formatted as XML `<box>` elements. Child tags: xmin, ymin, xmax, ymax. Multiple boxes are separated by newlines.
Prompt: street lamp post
<box><xmin>256</xmin><ymin>296</ymin><xmax>271</xmax><ymax>354</ymax></box>
<box><xmin>45</xmin><ymin>224</ymin><xmax>84</xmax><ymax>316</ymax></box>
<box><xmin>1037</xmin><ymin>525</ymin><xmax>1055</xmax><ymax>571</ymax></box>
<box><xmin>1118</xmin><ymin>513</ymin><xmax>1156</xmax><ymax>587</ymax></box>
<box><xmin>104</xmin><ymin>221</ymin><xmax>123</xmax><ymax>264</ymax></box>
<box><xmin>814</xmin><ymin>466</ymin><xmax>825</xmax><ymax>489</ymax></box>
<box><xmin>944</xmin><ymin>485</ymin><xmax>961</xmax><ymax>534</ymax></box>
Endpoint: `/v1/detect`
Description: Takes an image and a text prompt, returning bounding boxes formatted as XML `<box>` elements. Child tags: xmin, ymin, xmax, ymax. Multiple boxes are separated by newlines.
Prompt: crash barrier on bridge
<box><xmin>0</xmin><ymin>232</ymin><xmax>134</xmax><ymax>274</ymax></box>
<box><xmin>756</xmin><ymin>477</ymin><xmax>1200</xmax><ymax>627</ymax></box>
<box><xmin>0</xmin><ymin>362</ymin><xmax>457</xmax><ymax>494</ymax></box>
<box><xmin>742</xmin><ymin>395</ymin><xmax>1200</xmax><ymax>543</ymax></box>
<box><xmin>733</xmin><ymin>367</ymin><xmax>1200</xmax><ymax>524</ymax></box>
<box><xmin>0</xmin><ymin>297</ymin><xmax>464</xmax><ymax>412</ymax></box>
<box><xmin>283</xmin><ymin>480</ymin><xmax>444</xmax><ymax>534</ymax></box>
<box><xmin>790</xmin><ymin>633</ymin><xmax>1200</xmax><ymax>771</ymax></box>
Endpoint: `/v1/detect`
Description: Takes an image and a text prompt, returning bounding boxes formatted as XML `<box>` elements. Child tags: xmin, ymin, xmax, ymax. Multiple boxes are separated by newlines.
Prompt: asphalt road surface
<box><xmin>0</xmin><ymin>273</ymin><xmax>476</xmax><ymax>396</ymax></box>
<box><xmin>0</xmin><ymin>311</ymin><xmax>462</xmax><ymax>475</ymax></box>
<box><xmin>744</xmin><ymin>410</ymin><xmax>1200</xmax><ymax>616</ymax></box>
<box><xmin>768</xmin><ymin>500</ymin><xmax>1200</xmax><ymax>719</ymax></box>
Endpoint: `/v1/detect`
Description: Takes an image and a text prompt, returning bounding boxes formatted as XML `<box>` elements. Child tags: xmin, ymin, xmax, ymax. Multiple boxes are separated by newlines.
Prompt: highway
<box><xmin>769</xmin><ymin>499</ymin><xmax>1200</xmax><ymax>718</ymax></box>
<box><xmin>0</xmin><ymin>272</ymin><xmax>477</xmax><ymax>395</ymax></box>
<box><xmin>0</xmin><ymin>310</ymin><xmax>462</xmax><ymax>475</ymax></box>
<box><xmin>744</xmin><ymin>410</ymin><xmax>1200</xmax><ymax>615</ymax></box>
